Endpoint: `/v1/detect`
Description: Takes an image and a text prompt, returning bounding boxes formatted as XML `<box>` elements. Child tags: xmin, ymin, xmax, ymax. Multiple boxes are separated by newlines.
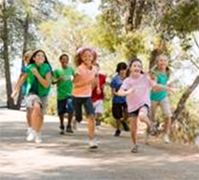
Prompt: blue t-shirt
<box><xmin>21</xmin><ymin>63</ymin><xmax>28</xmax><ymax>97</ymax></box>
<box><xmin>110</xmin><ymin>74</ymin><xmax>126</xmax><ymax>103</ymax></box>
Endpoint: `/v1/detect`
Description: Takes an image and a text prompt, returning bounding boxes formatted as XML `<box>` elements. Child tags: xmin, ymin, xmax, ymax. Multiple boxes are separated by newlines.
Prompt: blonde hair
<box><xmin>156</xmin><ymin>54</ymin><xmax>170</xmax><ymax>77</ymax></box>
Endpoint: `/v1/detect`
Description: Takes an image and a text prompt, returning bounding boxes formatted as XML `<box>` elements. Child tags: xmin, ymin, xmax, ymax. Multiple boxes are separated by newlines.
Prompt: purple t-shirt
<box><xmin>121</xmin><ymin>74</ymin><xmax>156</xmax><ymax>113</ymax></box>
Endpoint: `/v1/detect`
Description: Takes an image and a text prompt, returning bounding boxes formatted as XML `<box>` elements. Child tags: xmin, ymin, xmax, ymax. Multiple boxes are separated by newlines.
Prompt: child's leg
<box><xmin>87</xmin><ymin>114</ymin><xmax>95</xmax><ymax>140</ymax></box>
<box><xmin>160</xmin><ymin>97</ymin><xmax>172</xmax><ymax>143</ymax></box>
<box><xmin>31</xmin><ymin>102</ymin><xmax>43</xmax><ymax>133</ymax></box>
<box><xmin>84</xmin><ymin>98</ymin><xmax>96</xmax><ymax>140</ymax></box>
<box><xmin>138</xmin><ymin>106</ymin><xmax>151</xmax><ymax>131</ymax></box>
<box><xmin>129</xmin><ymin>117</ymin><xmax>138</xmax><ymax>145</ymax></box>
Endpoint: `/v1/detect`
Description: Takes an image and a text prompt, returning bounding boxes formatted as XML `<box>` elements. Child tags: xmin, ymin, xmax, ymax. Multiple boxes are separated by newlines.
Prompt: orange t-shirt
<box><xmin>72</xmin><ymin>63</ymin><xmax>97</xmax><ymax>97</ymax></box>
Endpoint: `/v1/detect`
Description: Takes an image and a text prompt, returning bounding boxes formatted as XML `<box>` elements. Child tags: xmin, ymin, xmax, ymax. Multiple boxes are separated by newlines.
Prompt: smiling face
<box><xmin>130</xmin><ymin>60</ymin><xmax>142</xmax><ymax>76</ymax></box>
<box><xmin>157</xmin><ymin>56</ymin><xmax>168</xmax><ymax>71</ymax></box>
<box><xmin>60</xmin><ymin>55</ymin><xmax>69</xmax><ymax>68</ymax></box>
<box><xmin>81</xmin><ymin>50</ymin><xmax>93</xmax><ymax>68</ymax></box>
<box><xmin>34</xmin><ymin>51</ymin><xmax>45</xmax><ymax>66</ymax></box>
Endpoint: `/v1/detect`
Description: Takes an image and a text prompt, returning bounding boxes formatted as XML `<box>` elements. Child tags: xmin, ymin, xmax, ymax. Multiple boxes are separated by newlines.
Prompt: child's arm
<box><xmin>31</xmin><ymin>68</ymin><xmax>51</xmax><ymax>88</ymax></box>
<box><xmin>73</xmin><ymin>73</ymin><xmax>94</xmax><ymax>88</ymax></box>
<box><xmin>11</xmin><ymin>74</ymin><xmax>27</xmax><ymax>98</ymax></box>
<box><xmin>115</xmin><ymin>87</ymin><xmax>134</xmax><ymax>96</ymax></box>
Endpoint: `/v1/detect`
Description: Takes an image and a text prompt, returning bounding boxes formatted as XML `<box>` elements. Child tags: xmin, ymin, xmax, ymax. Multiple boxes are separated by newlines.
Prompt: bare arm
<box><xmin>11</xmin><ymin>74</ymin><xmax>27</xmax><ymax>98</ymax></box>
<box><xmin>116</xmin><ymin>87</ymin><xmax>134</xmax><ymax>96</ymax></box>
<box><xmin>31</xmin><ymin>68</ymin><xmax>51</xmax><ymax>88</ymax></box>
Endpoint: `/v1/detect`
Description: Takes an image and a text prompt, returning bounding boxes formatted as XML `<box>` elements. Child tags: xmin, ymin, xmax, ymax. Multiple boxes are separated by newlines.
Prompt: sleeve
<box><xmin>120</xmin><ymin>79</ymin><xmax>129</xmax><ymax>91</ymax></box>
<box><xmin>75</xmin><ymin>66</ymin><xmax>82</xmax><ymax>75</ymax></box>
<box><xmin>26</xmin><ymin>64</ymin><xmax>35</xmax><ymax>73</ymax></box>
<box><xmin>110</xmin><ymin>78</ymin><xmax>115</xmax><ymax>88</ymax></box>
<box><xmin>53</xmin><ymin>69</ymin><xmax>58</xmax><ymax>78</ymax></box>
<box><xmin>71</xmin><ymin>67</ymin><xmax>75</xmax><ymax>76</ymax></box>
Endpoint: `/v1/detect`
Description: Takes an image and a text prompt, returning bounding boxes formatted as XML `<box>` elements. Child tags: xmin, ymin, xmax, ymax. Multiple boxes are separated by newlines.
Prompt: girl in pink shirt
<box><xmin>72</xmin><ymin>47</ymin><xmax>100</xmax><ymax>149</ymax></box>
<box><xmin>117</xmin><ymin>58</ymin><xmax>174</xmax><ymax>153</ymax></box>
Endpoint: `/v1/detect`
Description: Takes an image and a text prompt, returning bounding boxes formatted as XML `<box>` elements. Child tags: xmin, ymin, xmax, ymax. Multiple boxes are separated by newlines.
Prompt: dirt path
<box><xmin>0</xmin><ymin>109</ymin><xmax>198</xmax><ymax>180</ymax></box>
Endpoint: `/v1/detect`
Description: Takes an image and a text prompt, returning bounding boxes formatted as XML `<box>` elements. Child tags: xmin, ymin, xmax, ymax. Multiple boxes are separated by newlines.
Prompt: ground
<box><xmin>0</xmin><ymin>108</ymin><xmax>199</xmax><ymax>180</ymax></box>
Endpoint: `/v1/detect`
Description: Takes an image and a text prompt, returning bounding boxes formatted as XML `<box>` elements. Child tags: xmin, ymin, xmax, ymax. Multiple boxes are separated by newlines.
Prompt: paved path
<box><xmin>0</xmin><ymin>109</ymin><xmax>199</xmax><ymax>180</ymax></box>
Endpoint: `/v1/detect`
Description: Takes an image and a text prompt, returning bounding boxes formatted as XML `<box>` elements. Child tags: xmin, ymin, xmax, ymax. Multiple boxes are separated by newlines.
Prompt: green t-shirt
<box><xmin>53</xmin><ymin>66</ymin><xmax>75</xmax><ymax>100</ymax></box>
<box><xmin>151</xmin><ymin>72</ymin><xmax>168</xmax><ymax>101</ymax></box>
<box><xmin>25</xmin><ymin>63</ymin><xmax>51</xmax><ymax>97</ymax></box>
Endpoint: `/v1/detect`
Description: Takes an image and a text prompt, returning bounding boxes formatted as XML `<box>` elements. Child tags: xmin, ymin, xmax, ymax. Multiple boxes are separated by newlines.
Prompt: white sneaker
<box><xmin>163</xmin><ymin>134</ymin><xmax>171</xmax><ymax>144</ymax></box>
<box><xmin>35</xmin><ymin>133</ymin><xmax>42</xmax><ymax>143</ymax></box>
<box><xmin>26</xmin><ymin>131</ymin><xmax>35</xmax><ymax>142</ymax></box>
<box><xmin>89</xmin><ymin>139</ymin><xmax>98</xmax><ymax>149</ymax></box>
<box><xmin>26</xmin><ymin>127</ymin><xmax>33</xmax><ymax>136</ymax></box>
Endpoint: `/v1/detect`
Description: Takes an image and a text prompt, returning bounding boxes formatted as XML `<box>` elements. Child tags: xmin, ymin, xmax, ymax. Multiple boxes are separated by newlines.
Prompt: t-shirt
<box><xmin>21</xmin><ymin>62</ymin><xmax>28</xmax><ymax>97</ymax></box>
<box><xmin>25</xmin><ymin>63</ymin><xmax>51</xmax><ymax>97</ymax></box>
<box><xmin>92</xmin><ymin>73</ymin><xmax>106</xmax><ymax>102</ymax></box>
<box><xmin>121</xmin><ymin>74</ymin><xmax>156</xmax><ymax>113</ymax></box>
<box><xmin>151</xmin><ymin>72</ymin><xmax>168</xmax><ymax>101</ymax></box>
<box><xmin>110</xmin><ymin>74</ymin><xmax>126</xmax><ymax>103</ymax></box>
<box><xmin>72</xmin><ymin>63</ymin><xmax>97</xmax><ymax>97</ymax></box>
<box><xmin>53</xmin><ymin>66</ymin><xmax>75</xmax><ymax>100</ymax></box>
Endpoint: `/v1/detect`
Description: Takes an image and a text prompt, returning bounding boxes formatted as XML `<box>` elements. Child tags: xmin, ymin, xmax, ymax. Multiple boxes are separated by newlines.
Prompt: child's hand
<box><xmin>96</xmin><ymin>87</ymin><xmax>101</xmax><ymax>94</ymax></box>
<box><xmin>31</xmin><ymin>68</ymin><xmax>39</xmax><ymax>76</ymax></box>
<box><xmin>168</xmin><ymin>87</ymin><xmax>180</xmax><ymax>94</ymax></box>
<box><xmin>11</xmin><ymin>90</ymin><xmax>19</xmax><ymax>99</ymax></box>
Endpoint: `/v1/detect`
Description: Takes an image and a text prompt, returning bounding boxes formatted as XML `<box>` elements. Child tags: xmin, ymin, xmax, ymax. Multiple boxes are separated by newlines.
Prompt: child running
<box><xmin>110</xmin><ymin>62</ymin><xmax>129</xmax><ymax>137</ymax></box>
<box><xmin>72</xmin><ymin>47</ymin><xmax>99</xmax><ymax>149</ymax></box>
<box><xmin>117</xmin><ymin>57</ymin><xmax>175</xmax><ymax>153</ymax></box>
<box><xmin>12</xmin><ymin>49</ymin><xmax>52</xmax><ymax>143</ymax></box>
<box><xmin>92</xmin><ymin>63</ymin><xmax>106</xmax><ymax>127</ymax></box>
<box><xmin>150</xmin><ymin>55</ymin><xmax>173</xmax><ymax>143</ymax></box>
<box><xmin>12</xmin><ymin>50</ymin><xmax>32</xmax><ymax>136</ymax></box>
<box><xmin>53</xmin><ymin>54</ymin><xmax>75</xmax><ymax>134</ymax></box>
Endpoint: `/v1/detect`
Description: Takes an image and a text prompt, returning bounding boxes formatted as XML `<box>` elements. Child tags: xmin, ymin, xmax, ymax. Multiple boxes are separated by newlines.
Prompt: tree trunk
<box><xmin>172</xmin><ymin>74</ymin><xmax>199</xmax><ymax>122</ymax></box>
<box><xmin>15</xmin><ymin>14</ymin><xmax>30</xmax><ymax>107</ymax></box>
<box><xmin>2</xmin><ymin>0</ymin><xmax>17</xmax><ymax>109</ymax></box>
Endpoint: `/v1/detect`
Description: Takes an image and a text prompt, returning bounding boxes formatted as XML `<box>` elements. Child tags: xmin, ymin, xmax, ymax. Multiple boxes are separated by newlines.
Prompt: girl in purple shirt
<box><xmin>117</xmin><ymin>58</ymin><xmax>175</xmax><ymax>153</ymax></box>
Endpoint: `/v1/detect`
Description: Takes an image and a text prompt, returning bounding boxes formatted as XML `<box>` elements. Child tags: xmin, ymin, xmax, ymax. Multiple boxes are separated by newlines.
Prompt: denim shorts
<box><xmin>57</xmin><ymin>97</ymin><xmax>74</xmax><ymax>116</ymax></box>
<box><xmin>72</xmin><ymin>96</ymin><xmax>94</xmax><ymax>122</ymax></box>
<box><xmin>128</xmin><ymin>104</ymin><xmax>149</xmax><ymax>118</ymax></box>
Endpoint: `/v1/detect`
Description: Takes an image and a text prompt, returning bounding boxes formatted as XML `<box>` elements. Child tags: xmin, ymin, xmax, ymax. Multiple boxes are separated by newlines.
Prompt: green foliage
<box><xmin>117</xmin><ymin>32</ymin><xmax>145</xmax><ymax>59</ymax></box>
<box><xmin>162</xmin><ymin>0</ymin><xmax>199</xmax><ymax>37</ymax></box>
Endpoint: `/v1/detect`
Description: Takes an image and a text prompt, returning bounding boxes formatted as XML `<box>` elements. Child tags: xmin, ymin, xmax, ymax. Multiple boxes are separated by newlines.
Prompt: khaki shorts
<box><xmin>25</xmin><ymin>94</ymin><xmax>48</xmax><ymax>114</ymax></box>
<box><xmin>151</xmin><ymin>96</ymin><xmax>172</xmax><ymax>118</ymax></box>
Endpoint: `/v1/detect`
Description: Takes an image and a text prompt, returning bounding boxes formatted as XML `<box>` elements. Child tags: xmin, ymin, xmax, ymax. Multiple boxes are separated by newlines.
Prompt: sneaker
<box><xmin>66</xmin><ymin>125</ymin><xmax>74</xmax><ymax>133</ymax></box>
<box><xmin>131</xmin><ymin>144</ymin><xmax>138</xmax><ymax>153</ymax></box>
<box><xmin>96</xmin><ymin>119</ymin><xmax>101</xmax><ymax>126</ymax></box>
<box><xmin>89</xmin><ymin>139</ymin><xmax>98</xmax><ymax>149</ymax></box>
<box><xmin>59</xmin><ymin>125</ymin><xmax>65</xmax><ymax>135</ymax></box>
<box><xmin>145</xmin><ymin>131</ymin><xmax>150</xmax><ymax>145</ymax></box>
<box><xmin>122</xmin><ymin>121</ymin><xmax>130</xmax><ymax>131</ymax></box>
<box><xmin>114</xmin><ymin>129</ymin><xmax>121</xmax><ymax>137</ymax></box>
<box><xmin>163</xmin><ymin>134</ymin><xmax>171</xmax><ymax>144</ymax></box>
<box><xmin>26</xmin><ymin>131</ymin><xmax>35</xmax><ymax>142</ymax></box>
<box><xmin>26</xmin><ymin>127</ymin><xmax>33</xmax><ymax>136</ymax></box>
<box><xmin>35</xmin><ymin>132</ymin><xmax>42</xmax><ymax>143</ymax></box>
<box><xmin>150</xmin><ymin>122</ymin><xmax>159</xmax><ymax>136</ymax></box>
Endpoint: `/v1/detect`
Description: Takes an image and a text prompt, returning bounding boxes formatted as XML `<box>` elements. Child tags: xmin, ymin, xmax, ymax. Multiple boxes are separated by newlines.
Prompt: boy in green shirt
<box><xmin>53</xmin><ymin>54</ymin><xmax>75</xmax><ymax>134</ymax></box>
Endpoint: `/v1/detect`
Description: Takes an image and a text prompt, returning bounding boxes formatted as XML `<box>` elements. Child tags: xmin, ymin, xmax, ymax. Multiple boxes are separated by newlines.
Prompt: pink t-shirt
<box><xmin>72</xmin><ymin>63</ymin><xmax>97</xmax><ymax>97</ymax></box>
<box><xmin>121</xmin><ymin>74</ymin><xmax>156</xmax><ymax>113</ymax></box>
